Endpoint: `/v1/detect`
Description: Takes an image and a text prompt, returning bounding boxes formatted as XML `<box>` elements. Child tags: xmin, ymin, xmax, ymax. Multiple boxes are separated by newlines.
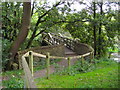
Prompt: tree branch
<box><xmin>31</xmin><ymin>1</ymin><xmax>35</xmax><ymax>16</ymax></box>
<box><xmin>34</xmin><ymin>29</ymin><xmax>45</xmax><ymax>37</ymax></box>
<box><xmin>26</xmin><ymin>1</ymin><xmax>64</xmax><ymax>48</ymax></box>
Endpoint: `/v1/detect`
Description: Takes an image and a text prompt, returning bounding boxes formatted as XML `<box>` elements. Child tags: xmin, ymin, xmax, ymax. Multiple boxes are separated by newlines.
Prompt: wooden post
<box><xmin>90</xmin><ymin>52</ymin><xmax>93</xmax><ymax>63</ymax></box>
<box><xmin>81</xmin><ymin>56</ymin><xmax>84</xmax><ymax>67</ymax></box>
<box><xmin>24</xmin><ymin>76</ymin><xmax>29</xmax><ymax>88</ymax></box>
<box><xmin>67</xmin><ymin>57</ymin><xmax>71</xmax><ymax>74</ymax></box>
<box><xmin>46</xmin><ymin>52</ymin><xmax>50</xmax><ymax>79</ymax></box>
<box><xmin>18</xmin><ymin>54</ymin><xmax>21</xmax><ymax>69</ymax></box>
<box><xmin>29</xmin><ymin>51</ymin><xmax>33</xmax><ymax>76</ymax></box>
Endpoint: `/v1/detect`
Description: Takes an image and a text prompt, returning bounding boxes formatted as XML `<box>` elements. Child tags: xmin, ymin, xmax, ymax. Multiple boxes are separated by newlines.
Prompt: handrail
<box><xmin>26</xmin><ymin>51</ymin><xmax>92</xmax><ymax>60</ymax></box>
<box><xmin>22</xmin><ymin>49</ymin><xmax>93</xmax><ymax>88</ymax></box>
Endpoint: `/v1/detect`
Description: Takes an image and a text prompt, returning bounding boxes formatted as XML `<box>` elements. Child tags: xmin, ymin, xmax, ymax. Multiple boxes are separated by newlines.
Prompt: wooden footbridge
<box><xmin>17</xmin><ymin>33</ymin><xmax>94</xmax><ymax>88</ymax></box>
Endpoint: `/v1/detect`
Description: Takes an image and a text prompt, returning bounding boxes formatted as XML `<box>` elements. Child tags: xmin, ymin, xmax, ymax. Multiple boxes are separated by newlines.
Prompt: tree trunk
<box><xmin>93</xmin><ymin>2</ymin><xmax>97</xmax><ymax>56</ymax></box>
<box><xmin>98</xmin><ymin>2</ymin><xmax>103</xmax><ymax>56</ymax></box>
<box><xmin>9</xmin><ymin>2</ymin><xmax>31</xmax><ymax>69</ymax></box>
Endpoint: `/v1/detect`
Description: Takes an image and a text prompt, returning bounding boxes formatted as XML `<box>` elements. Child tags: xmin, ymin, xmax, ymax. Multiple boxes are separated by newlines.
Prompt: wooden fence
<box><xmin>22</xmin><ymin>49</ymin><xmax>94</xmax><ymax>88</ymax></box>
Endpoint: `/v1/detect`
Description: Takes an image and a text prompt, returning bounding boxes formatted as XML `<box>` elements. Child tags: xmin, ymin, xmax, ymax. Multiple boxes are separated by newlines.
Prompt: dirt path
<box><xmin>34</xmin><ymin>47</ymin><xmax>78</xmax><ymax>79</ymax></box>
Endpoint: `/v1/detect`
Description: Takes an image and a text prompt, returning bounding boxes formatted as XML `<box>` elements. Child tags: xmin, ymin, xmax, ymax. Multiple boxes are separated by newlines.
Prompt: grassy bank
<box><xmin>35</xmin><ymin>59</ymin><xmax>119</xmax><ymax>88</ymax></box>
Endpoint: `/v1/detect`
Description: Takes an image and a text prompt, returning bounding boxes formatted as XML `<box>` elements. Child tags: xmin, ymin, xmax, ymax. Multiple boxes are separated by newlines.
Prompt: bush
<box><xmin>2</xmin><ymin>39</ymin><xmax>12</xmax><ymax>70</ymax></box>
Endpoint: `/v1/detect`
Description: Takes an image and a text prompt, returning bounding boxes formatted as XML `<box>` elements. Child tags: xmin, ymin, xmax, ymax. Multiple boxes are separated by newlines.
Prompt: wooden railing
<box><xmin>43</xmin><ymin>33</ymin><xmax>94</xmax><ymax>54</ymax></box>
<box><xmin>22</xmin><ymin>49</ymin><xmax>94</xmax><ymax>88</ymax></box>
<box><xmin>22</xmin><ymin>49</ymin><xmax>93</xmax><ymax>88</ymax></box>
<box><xmin>43</xmin><ymin>33</ymin><xmax>77</xmax><ymax>51</ymax></box>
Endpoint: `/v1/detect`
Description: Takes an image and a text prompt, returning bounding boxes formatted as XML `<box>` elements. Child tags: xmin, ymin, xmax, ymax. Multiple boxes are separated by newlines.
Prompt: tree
<box><xmin>9</xmin><ymin>2</ymin><xmax>31</xmax><ymax>69</ymax></box>
<box><xmin>93</xmin><ymin>2</ymin><xmax>97</xmax><ymax>56</ymax></box>
<box><xmin>98</xmin><ymin>1</ymin><xmax>103</xmax><ymax>56</ymax></box>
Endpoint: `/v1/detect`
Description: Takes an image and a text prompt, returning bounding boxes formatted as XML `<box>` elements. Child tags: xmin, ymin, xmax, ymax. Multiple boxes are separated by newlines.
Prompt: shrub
<box><xmin>2</xmin><ymin>39</ymin><xmax>12</xmax><ymax>70</ymax></box>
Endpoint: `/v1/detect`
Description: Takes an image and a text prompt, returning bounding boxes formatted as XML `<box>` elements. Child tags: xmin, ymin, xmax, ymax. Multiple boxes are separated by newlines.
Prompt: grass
<box><xmin>35</xmin><ymin>59</ymin><xmax>119</xmax><ymax>88</ymax></box>
<box><xmin>1</xmin><ymin>69</ymin><xmax>24</xmax><ymax>88</ymax></box>
<box><xmin>1</xmin><ymin>58</ymin><xmax>119</xmax><ymax>88</ymax></box>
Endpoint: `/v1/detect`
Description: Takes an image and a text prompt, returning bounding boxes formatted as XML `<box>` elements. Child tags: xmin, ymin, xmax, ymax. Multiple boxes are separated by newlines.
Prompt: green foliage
<box><xmin>64</xmin><ymin>2</ymin><xmax>119</xmax><ymax>57</ymax></box>
<box><xmin>2</xmin><ymin>39</ymin><xmax>12</xmax><ymax>70</ymax></box>
<box><xmin>2</xmin><ymin>2</ymin><xmax>22</xmax><ymax>41</ymax></box>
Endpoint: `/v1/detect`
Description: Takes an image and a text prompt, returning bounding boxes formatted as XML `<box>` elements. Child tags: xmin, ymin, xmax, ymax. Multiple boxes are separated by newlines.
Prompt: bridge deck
<box><xmin>65</xmin><ymin>47</ymin><xmax>77</xmax><ymax>56</ymax></box>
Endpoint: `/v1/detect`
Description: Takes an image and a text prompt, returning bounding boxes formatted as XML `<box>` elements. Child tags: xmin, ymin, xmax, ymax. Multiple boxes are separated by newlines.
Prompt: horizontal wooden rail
<box><xmin>32</xmin><ymin>51</ymin><xmax>46</xmax><ymax>58</ymax></box>
<box><xmin>24</xmin><ymin>51</ymin><xmax>92</xmax><ymax>60</ymax></box>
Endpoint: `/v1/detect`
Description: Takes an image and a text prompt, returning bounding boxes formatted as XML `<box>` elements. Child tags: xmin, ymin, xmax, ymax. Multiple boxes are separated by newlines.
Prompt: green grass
<box><xmin>35</xmin><ymin>60</ymin><xmax>119</xmax><ymax>88</ymax></box>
